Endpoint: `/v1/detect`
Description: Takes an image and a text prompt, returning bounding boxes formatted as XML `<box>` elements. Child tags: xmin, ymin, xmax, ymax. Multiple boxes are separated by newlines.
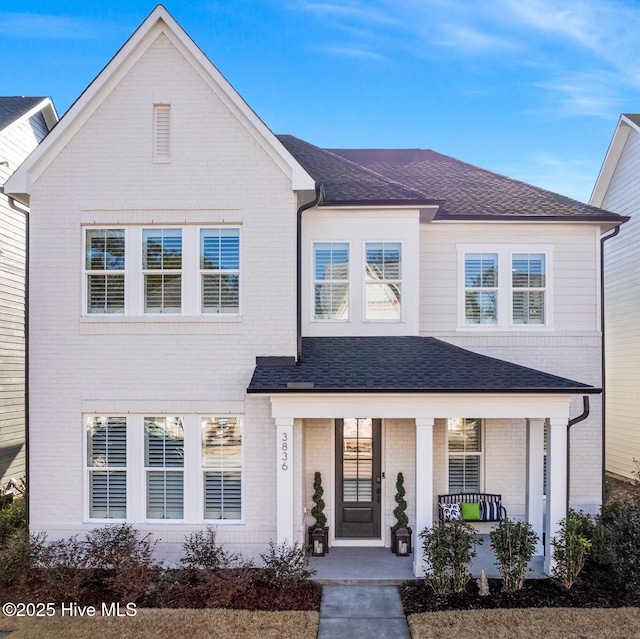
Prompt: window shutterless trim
<box><xmin>363</xmin><ymin>240</ymin><xmax>403</xmax><ymax>323</ymax></box>
<box><xmin>310</xmin><ymin>240</ymin><xmax>351</xmax><ymax>322</ymax></box>
<box><xmin>445</xmin><ymin>418</ymin><xmax>484</xmax><ymax>494</ymax></box>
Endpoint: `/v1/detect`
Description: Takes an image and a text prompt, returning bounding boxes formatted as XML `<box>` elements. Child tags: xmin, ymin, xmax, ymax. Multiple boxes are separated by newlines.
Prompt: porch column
<box><xmin>275</xmin><ymin>417</ymin><xmax>294</xmax><ymax>545</ymax></box>
<box><xmin>526</xmin><ymin>418</ymin><xmax>545</xmax><ymax>556</ymax></box>
<box><xmin>414</xmin><ymin>418</ymin><xmax>434</xmax><ymax>577</ymax></box>
<box><xmin>544</xmin><ymin>417</ymin><xmax>567</xmax><ymax>574</ymax></box>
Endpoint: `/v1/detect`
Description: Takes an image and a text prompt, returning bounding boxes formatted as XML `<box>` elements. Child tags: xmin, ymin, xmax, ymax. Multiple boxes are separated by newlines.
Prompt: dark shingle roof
<box><xmin>277</xmin><ymin>135</ymin><xmax>622</xmax><ymax>221</ymax></box>
<box><xmin>0</xmin><ymin>97</ymin><xmax>47</xmax><ymax>133</ymax></box>
<box><xmin>247</xmin><ymin>337</ymin><xmax>600</xmax><ymax>394</ymax></box>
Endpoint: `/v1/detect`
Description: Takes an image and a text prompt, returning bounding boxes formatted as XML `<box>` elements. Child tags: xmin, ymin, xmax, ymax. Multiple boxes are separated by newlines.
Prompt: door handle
<box><xmin>376</xmin><ymin>486</ymin><xmax>381</xmax><ymax>504</ymax></box>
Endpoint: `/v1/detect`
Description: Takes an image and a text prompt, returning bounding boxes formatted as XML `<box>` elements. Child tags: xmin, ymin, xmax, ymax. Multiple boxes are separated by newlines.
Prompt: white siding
<box><xmin>0</xmin><ymin>111</ymin><xmax>49</xmax><ymax>486</ymax></box>
<box><xmin>602</xmin><ymin>127</ymin><xmax>640</xmax><ymax>480</ymax></box>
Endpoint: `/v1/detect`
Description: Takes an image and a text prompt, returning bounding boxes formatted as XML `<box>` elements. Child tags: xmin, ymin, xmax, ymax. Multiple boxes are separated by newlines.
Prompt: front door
<box><xmin>335</xmin><ymin>418</ymin><xmax>382</xmax><ymax>538</ymax></box>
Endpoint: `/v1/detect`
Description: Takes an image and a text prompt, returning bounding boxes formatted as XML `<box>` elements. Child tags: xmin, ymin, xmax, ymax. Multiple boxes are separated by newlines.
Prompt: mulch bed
<box><xmin>401</xmin><ymin>562</ymin><xmax>639</xmax><ymax>614</ymax></box>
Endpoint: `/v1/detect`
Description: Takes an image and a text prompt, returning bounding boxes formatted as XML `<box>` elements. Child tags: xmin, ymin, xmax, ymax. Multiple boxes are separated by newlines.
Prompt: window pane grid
<box><xmin>314</xmin><ymin>243</ymin><xmax>349</xmax><ymax>320</ymax></box>
<box><xmin>342</xmin><ymin>418</ymin><xmax>373</xmax><ymax>503</ymax></box>
<box><xmin>447</xmin><ymin>418</ymin><xmax>482</xmax><ymax>493</ymax></box>
<box><xmin>143</xmin><ymin>229</ymin><xmax>182</xmax><ymax>314</ymax></box>
<box><xmin>87</xmin><ymin>416</ymin><xmax>127</xmax><ymax>519</ymax></box>
<box><xmin>200</xmin><ymin>229</ymin><xmax>240</xmax><ymax>314</ymax></box>
<box><xmin>512</xmin><ymin>254</ymin><xmax>545</xmax><ymax>325</ymax></box>
<box><xmin>85</xmin><ymin>229</ymin><xmax>125</xmax><ymax>314</ymax></box>
<box><xmin>465</xmin><ymin>253</ymin><xmax>497</xmax><ymax>325</ymax></box>
<box><xmin>365</xmin><ymin>242</ymin><xmax>401</xmax><ymax>320</ymax></box>
<box><xmin>202</xmin><ymin>417</ymin><xmax>242</xmax><ymax>520</ymax></box>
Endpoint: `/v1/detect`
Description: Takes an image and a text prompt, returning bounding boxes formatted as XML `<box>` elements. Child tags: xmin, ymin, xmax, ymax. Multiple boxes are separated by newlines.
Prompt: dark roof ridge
<box><xmin>278</xmin><ymin>134</ymin><xmax>432</xmax><ymax>203</ymax></box>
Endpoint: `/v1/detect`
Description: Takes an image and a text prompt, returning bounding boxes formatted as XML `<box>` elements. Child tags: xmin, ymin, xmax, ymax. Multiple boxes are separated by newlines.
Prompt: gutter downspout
<box><xmin>296</xmin><ymin>184</ymin><xmax>322</xmax><ymax>363</ymax></box>
<box><xmin>2</xmin><ymin>189</ymin><xmax>30</xmax><ymax>528</ymax></box>
<box><xmin>600</xmin><ymin>225</ymin><xmax>621</xmax><ymax>503</ymax></box>
<box><xmin>566</xmin><ymin>396</ymin><xmax>590</xmax><ymax>512</ymax></box>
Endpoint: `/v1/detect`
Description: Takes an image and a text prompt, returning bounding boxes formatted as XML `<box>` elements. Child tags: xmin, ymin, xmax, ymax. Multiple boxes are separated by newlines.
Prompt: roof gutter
<box><xmin>1</xmin><ymin>188</ymin><xmax>30</xmax><ymax>528</ymax></box>
<box><xmin>600</xmin><ymin>224</ymin><xmax>621</xmax><ymax>503</ymax></box>
<box><xmin>297</xmin><ymin>184</ymin><xmax>322</xmax><ymax>362</ymax></box>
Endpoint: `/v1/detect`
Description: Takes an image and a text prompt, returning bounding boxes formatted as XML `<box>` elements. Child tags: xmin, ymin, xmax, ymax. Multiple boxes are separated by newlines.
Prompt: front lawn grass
<box><xmin>408</xmin><ymin>608</ymin><xmax>640</xmax><ymax>639</ymax></box>
<box><xmin>0</xmin><ymin>608</ymin><xmax>319</xmax><ymax>639</ymax></box>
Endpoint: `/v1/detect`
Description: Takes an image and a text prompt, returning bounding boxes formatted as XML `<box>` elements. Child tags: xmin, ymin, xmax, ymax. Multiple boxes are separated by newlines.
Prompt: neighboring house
<box><xmin>0</xmin><ymin>97</ymin><xmax>57</xmax><ymax>491</ymax></box>
<box><xmin>4</xmin><ymin>7</ymin><xmax>625</xmax><ymax>576</ymax></box>
<box><xmin>591</xmin><ymin>114</ymin><xmax>640</xmax><ymax>482</ymax></box>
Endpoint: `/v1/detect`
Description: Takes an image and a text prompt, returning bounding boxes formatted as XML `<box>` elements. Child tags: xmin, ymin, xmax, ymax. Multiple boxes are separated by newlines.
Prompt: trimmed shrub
<box><xmin>490</xmin><ymin>519</ymin><xmax>538</xmax><ymax>592</ymax></box>
<box><xmin>0</xmin><ymin>530</ymin><xmax>47</xmax><ymax>595</ymax></box>
<box><xmin>39</xmin><ymin>535</ymin><xmax>92</xmax><ymax>601</ymax></box>
<box><xmin>420</xmin><ymin>521</ymin><xmax>479</xmax><ymax>595</ymax></box>
<box><xmin>551</xmin><ymin>515</ymin><xmax>592</xmax><ymax>590</ymax></box>
<box><xmin>393</xmin><ymin>472</ymin><xmax>409</xmax><ymax>531</ymax></box>
<box><xmin>0</xmin><ymin>495</ymin><xmax>26</xmax><ymax>547</ymax></box>
<box><xmin>84</xmin><ymin>524</ymin><xmax>158</xmax><ymax>602</ymax></box>
<box><xmin>311</xmin><ymin>472</ymin><xmax>326</xmax><ymax>530</ymax></box>
<box><xmin>260</xmin><ymin>540</ymin><xmax>316</xmax><ymax>589</ymax></box>
<box><xmin>181</xmin><ymin>526</ymin><xmax>240</xmax><ymax>570</ymax></box>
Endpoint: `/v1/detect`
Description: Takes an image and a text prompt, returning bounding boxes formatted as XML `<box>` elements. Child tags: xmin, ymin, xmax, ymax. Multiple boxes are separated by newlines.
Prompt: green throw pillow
<box><xmin>461</xmin><ymin>501</ymin><xmax>481</xmax><ymax>521</ymax></box>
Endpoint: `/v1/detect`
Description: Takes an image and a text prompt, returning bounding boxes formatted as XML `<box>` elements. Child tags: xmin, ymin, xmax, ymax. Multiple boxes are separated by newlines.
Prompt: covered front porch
<box><xmin>247</xmin><ymin>336</ymin><xmax>601</xmax><ymax>578</ymax></box>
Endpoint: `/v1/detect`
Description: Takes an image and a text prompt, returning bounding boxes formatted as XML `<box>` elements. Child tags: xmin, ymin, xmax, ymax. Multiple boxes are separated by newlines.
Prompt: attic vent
<box><xmin>153</xmin><ymin>104</ymin><xmax>171</xmax><ymax>163</ymax></box>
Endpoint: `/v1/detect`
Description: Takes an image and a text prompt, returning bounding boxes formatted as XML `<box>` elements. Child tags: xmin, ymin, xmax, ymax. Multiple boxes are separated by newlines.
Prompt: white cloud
<box><xmin>0</xmin><ymin>12</ymin><xmax>116</xmax><ymax>40</ymax></box>
<box><xmin>319</xmin><ymin>45</ymin><xmax>385</xmax><ymax>60</ymax></box>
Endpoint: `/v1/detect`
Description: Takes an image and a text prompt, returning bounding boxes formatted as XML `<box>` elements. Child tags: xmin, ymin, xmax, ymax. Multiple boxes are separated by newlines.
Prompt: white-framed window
<box><xmin>202</xmin><ymin>417</ymin><xmax>242</xmax><ymax>520</ymax></box>
<box><xmin>364</xmin><ymin>242</ymin><xmax>402</xmax><ymax>321</ymax></box>
<box><xmin>447</xmin><ymin>418</ymin><xmax>482</xmax><ymax>493</ymax></box>
<box><xmin>86</xmin><ymin>416</ymin><xmax>127</xmax><ymax>519</ymax></box>
<box><xmin>458</xmin><ymin>245</ymin><xmax>552</xmax><ymax>329</ymax></box>
<box><xmin>142</xmin><ymin>229</ymin><xmax>182</xmax><ymax>314</ymax></box>
<box><xmin>313</xmin><ymin>242</ymin><xmax>349</xmax><ymax>320</ymax></box>
<box><xmin>144</xmin><ymin>416</ymin><xmax>184</xmax><ymax>520</ymax></box>
<box><xmin>464</xmin><ymin>253</ymin><xmax>498</xmax><ymax>325</ymax></box>
<box><xmin>200</xmin><ymin>229</ymin><xmax>240</xmax><ymax>314</ymax></box>
<box><xmin>512</xmin><ymin>253</ymin><xmax>546</xmax><ymax>325</ymax></box>
<box><xmin>85</xmin><ymin>229</ymin><xmax>125</xmax><ymax>314</ymax></box>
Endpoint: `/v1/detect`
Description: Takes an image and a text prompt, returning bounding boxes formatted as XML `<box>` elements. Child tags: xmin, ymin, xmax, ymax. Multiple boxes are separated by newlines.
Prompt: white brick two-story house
<box><xmin>5</xmin><ymin>6</ymin><xmax>625</xmax><ymax>576</ymax></box>
<box><xmin>0</xmin><ymin>97</ymin><xmax>57</xmax><ymax>490</ymax></box>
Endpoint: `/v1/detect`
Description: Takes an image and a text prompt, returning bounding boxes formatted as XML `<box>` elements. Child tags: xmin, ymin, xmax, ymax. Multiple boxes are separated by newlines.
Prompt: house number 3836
<box><xmin>281</xmin><ymin>432</ymin><xmax>288</xmax><ymax>471</ymax></box>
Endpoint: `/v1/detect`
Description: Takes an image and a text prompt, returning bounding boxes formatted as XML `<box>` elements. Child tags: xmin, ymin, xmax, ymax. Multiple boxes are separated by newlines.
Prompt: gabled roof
<box><xmin>590</xmin><ymin>114</ymin><xmax>640</xmax><ymax>207</ymax></box>
<box><xmin>247</xmin><ymin>337</ymin><xmax>600</xmax><ymax>394</ymax></box>
<box><xmin>4</xmin><ymin>5</ymin><xmax>313</xmax><ymax>204</ymax></box>
<box><xmin>278</xmin><ymin>135</ymin><xmax>622</xmax><ymax>222</ymax></box>
<box><xmin>0</xmin><ymin>97</ymin><xmax>57</xmax><ymax>134</ymax></box>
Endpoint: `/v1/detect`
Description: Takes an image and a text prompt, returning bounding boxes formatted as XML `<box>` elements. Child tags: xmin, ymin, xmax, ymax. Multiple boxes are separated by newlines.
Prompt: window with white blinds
<box><xmin>464</xmin><ymin>253</ymin><xmax>498</xmax><ymax>325</ymax></box>
<box><xmin>365</xmin><ymin>242</ymin><xmax>402</xmax><ymax>321</ymax></box>
<box><xmin>85</xmin><ymin>229</ymin><xmax>125</xmax><ymax>314</ymax></box>
<box><xmin>202</xmin><ymin>417</ymin><xmax>242</xmax><ymax>520</ymax></box>
<box><xmin>447</xmin><ymin>418</ymin><xmax>482</xmax><ymax>493</ymax></box>
<box><xmin>87</xmin><ymin>416</ymin><xmax>127</xmax><ymax>519</ymax></box>
<box><xmin>201</xmin><ymin>229</ymin><xmax>240</xmax><ymax>314</ymax></box>
<box><xmin>512</xmin><ymin>253</ymin><xmax>545</xmax><ymax>325</ymax></box>
<box><xmin>142</xmin><ymin>229</ymin><xmax>182</xmax><ymax>314</ymax></box>
<box><xmin>145</xmin><ymin>416</ymin><xmax>184</xmax><ymax>519</ymax></box>
<box><xmin>153</xmin><ymin>104</ymin><xmax>171</xmax><ymax>162</ymax></box>
<box><xmin>314</xmin><ymin>243</ymin><xmax>349</xmax><ymax>320</ymax></box>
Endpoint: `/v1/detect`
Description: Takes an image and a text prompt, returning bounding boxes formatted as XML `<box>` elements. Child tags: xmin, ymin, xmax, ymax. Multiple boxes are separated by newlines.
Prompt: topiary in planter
<box><xmin>309</xmin><ymin>472</ymin><xmax>328</xmax><ymax>556</ymax></box>
<box><xmin>391</xmin><ymin>472</ymin><xmax>412</xmax><ymax>555</ymax></box>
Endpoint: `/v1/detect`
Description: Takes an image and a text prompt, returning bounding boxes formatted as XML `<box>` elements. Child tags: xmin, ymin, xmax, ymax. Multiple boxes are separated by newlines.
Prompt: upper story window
<box><xmin>464</xmin><ymin>253</ymin><xmax>498</xmax><ymax>325</ymax></box>
<box><xmin>85</xmin><ymin>229</ymin><xmax>125</xmax><ymax>314</ymax></box>
<box><xmin>512</xmin><ymin>253</ymin><xmax>546</xmax><ymax>325</ymax></box>
<box><xmin>201</xmin><ymin>229</ymin><xmax>240</xmax><ymax>314</ymax></box>
<box><xmin>314</xmin><ymin>242</ymin><xmax>349</xmax><ymax>320</ymax></box>
<box><xmin>459</xmin><ymin>245</ymin><xmax>552</xmax><ymax>329</ymax></box>
<box><xmin>143</xmin><ymin>229</ymin><xmax>182</xmax><ymax>314</ymax></box>
<box><xmin>365</xmin><ymin>242</ymin><xmax>402</xmax><ymax>321</ymax></box>
<box><xmin>83</xmin><ymin>226</ymin><xmax>240</xmax><ymax>318</ymax></box>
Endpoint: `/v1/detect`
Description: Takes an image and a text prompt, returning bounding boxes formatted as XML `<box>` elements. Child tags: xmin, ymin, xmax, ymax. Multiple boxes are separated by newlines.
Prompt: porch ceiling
<box><xmin>247</xmin><ymin>336</ymin><xmax>600</xmax><ymax>395</ymax></box>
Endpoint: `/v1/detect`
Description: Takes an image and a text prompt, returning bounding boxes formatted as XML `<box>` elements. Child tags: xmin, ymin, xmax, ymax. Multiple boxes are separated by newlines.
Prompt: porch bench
<box><xmin>438</xmin><ymin>493</ymin><xmax>506</xmax><ymax>523</ymax></box>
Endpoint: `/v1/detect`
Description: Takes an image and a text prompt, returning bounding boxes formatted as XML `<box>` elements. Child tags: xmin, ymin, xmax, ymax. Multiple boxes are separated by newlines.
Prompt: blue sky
<box><xmin>2</xmin><ymin>0</ymin><xmax>640</xmax><ymax>203</ymax></box>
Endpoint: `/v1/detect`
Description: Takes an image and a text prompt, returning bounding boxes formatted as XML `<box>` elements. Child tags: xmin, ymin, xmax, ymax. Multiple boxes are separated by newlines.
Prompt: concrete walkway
<box><xmin>319</xmin><ymin>585</ymin><xmax>410</xmax><ymax>639</ymax></box>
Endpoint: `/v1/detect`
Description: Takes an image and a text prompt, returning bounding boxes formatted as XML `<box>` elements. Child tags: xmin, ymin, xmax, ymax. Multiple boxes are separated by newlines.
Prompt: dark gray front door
<box><xmin>335</xmin><ymin>418</ymin><xmax>382</xmax><ymax>538</ymax></box>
